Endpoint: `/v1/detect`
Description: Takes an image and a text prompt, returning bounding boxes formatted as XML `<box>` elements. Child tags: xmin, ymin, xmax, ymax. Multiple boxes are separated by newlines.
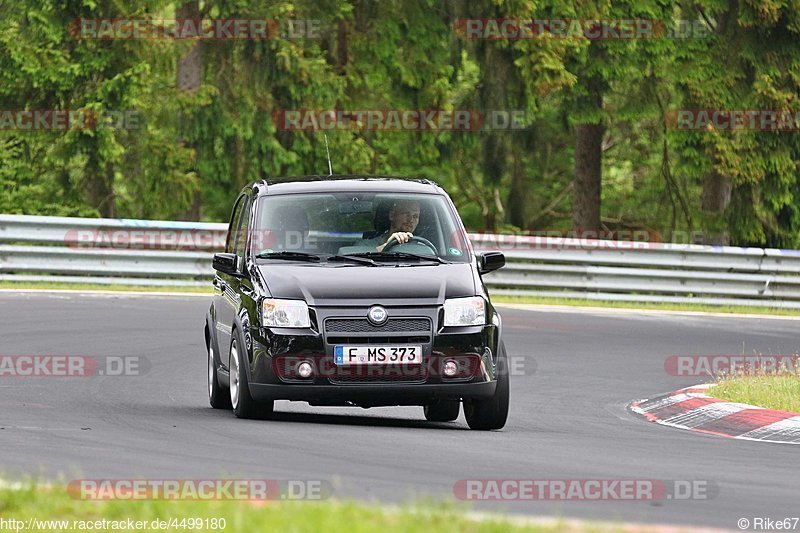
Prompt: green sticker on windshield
<box><xmin>448</xmin><ymin>247</ymin><xmax>463</xmax><ymax>256</ymax></box>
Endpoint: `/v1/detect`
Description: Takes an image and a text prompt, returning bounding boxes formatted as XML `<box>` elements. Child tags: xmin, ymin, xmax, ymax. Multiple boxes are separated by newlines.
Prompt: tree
<box><xmin>0</xmin><ymin>0</ymin><xmax>196</xmax><ymax>219</ymax></box>
<box><xmin>674</xmin><ymin>0</ymin><xmax>800</xmax><ymax>247</ymax></box>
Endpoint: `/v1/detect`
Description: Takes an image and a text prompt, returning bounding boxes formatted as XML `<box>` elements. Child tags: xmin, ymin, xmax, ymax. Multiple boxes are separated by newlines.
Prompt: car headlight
<box><xmin>262</xmin><ymin>299</ymin><xmax>310</xmax><ymax>328</ymax></box>
<box><xmin>444</xmin><ymin>296</ymin><xmax>486</xmax><ymax>326</ymax></box>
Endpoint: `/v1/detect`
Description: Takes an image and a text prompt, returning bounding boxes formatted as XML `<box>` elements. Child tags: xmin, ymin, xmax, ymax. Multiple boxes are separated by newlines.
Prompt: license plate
<box><xmin>334</xmin><ymin>345</ymin><xmax>421</xmax><ymax>365</ymax></box>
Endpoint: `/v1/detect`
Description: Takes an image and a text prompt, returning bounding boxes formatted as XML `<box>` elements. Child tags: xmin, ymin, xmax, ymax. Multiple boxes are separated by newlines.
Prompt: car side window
<box><xmin>233</xmin><ymin>197</ymin><xmax>251</xmax><ymax>261</ymax></box>
<box><xmin>225</xmin><ymin>195</ymin><xmax>246</xmax><ymax>254</ymax></box>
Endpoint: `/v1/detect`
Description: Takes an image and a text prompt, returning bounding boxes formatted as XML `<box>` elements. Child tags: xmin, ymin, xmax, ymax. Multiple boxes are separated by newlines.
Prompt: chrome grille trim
<box><xmin>324</xmin><ymin>317</ymin><xmax>431</xmax><ymax>334</ymax></box>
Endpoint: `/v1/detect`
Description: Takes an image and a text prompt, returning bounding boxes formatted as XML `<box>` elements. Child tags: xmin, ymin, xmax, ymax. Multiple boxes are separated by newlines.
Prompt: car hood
<box><xmin>256</xmin><ymin>262</ymin><xmax>476</xmax><ymax>306</ymax></box>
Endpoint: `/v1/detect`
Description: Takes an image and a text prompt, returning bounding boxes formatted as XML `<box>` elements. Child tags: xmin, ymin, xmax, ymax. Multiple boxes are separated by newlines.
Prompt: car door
<box><xmin>214</xmin><ymin>194</ymin><xmax>247</xmax><ymax>365</ymax></box>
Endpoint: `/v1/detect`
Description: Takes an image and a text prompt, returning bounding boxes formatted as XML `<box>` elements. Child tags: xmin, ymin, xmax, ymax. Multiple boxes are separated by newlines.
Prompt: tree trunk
<box><xmin>86</xmin><ymin>161</ymin><xmax>115</xmax><ymax>218</ymax></box>
<box><xmin>696</xmin><ymin>0</ymin><xmax>735</xmax><ymax>245</ymax></box>
<box><xmin>506</xmin><ymin>156</ymin><xmax>527</xmax><ymax>229</ymax></box>
<box><xmin>477</xmin><ymin>39</ymin><xmax>520</xmax><ymax>231</ymax></box>
<box><xmin>481</xmin><ymin>134</ymin><xmax>504</xmax><ymax>231</ymax></box>
<box><xmin>572</xmin><ymin>123</ymin><xmax>604</xmax><ymax>232</ymax></box>
<box><xmin>700</xmin><ymin>171</ymin><xmax>732</xmax><ymax>245</ymax></box>
<box><xmin>177</xmin><ymin>0</ymin><xmax>202</xmax><ymax>221</ymax></box>
<box><xmin>176</xmin><ymin>1</ymin><xmax>202</xmax><ymax>93</ymax></box>
<box><xmin>337</xmin><ymin>20</ymin><xmax>349</xmax><ymax>72</ymax></box>
<box><xmin>572</xmin><ymin>41</ymin><xmax>605</xmax><ymax>233</ymax></box>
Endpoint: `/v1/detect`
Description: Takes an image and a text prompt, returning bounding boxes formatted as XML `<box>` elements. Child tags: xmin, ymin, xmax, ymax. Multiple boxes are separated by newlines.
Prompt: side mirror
<box><xmin>212</xmin><ymin>253</ymin><xmax>240</xmax><ymax>276</ymax></box>
<box><xmin>478</xmin><ymin>251</ymin><xmax>505</xmax><ymax>275</ymax></box>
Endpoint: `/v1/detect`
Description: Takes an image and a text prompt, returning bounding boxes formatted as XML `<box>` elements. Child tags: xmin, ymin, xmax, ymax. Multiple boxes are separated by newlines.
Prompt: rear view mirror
<box><xmin>212</xmin><ymin>253</ymin><xmax>240</xmax><ymax>276</ymax></box>
<box><xmin>478</xmin><ymin>251</ymin><xmax>505</xmax><ymax>274</ymax></box>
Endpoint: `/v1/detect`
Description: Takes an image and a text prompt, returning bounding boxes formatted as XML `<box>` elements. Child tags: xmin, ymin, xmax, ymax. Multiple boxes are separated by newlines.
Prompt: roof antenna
<box><xmin>323</xmin><ymin>133</ymin><xmax>333</xmax><ymax>176</ymax></box>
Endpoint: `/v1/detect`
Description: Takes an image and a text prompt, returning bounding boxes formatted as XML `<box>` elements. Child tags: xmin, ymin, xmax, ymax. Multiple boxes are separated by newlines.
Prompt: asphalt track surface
<box><xmin>1</xmin><ymin>292</ymin><xmax>798</xmax><ymax>530</ymax></box>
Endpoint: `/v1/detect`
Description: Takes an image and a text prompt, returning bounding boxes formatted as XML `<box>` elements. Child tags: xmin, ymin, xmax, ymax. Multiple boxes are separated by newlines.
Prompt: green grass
<box><xmin>711</xmin><ymin>374</ymin><xmax>800</xmax><ymax>412</ymax></box>
<box><xmin>3</xmin><ymin>281</ymin><xmax>799</xmax><ymax>317</ymax></box>
<box><xmin>0</xmin><ymin>483</ymin><xmax>614</xmax><ymax>533</ymax></box>
<box><xmin>492</xmin><ymin>295</ymin><xmax>800</xmax><ymax>317</ymax></box>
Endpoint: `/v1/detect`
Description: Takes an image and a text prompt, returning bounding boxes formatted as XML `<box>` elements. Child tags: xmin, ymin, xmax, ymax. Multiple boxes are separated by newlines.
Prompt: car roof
<box><xmin>251</xmin><ymin>175</ymin><xmax>442</xmax><ymax>196</ymax></box>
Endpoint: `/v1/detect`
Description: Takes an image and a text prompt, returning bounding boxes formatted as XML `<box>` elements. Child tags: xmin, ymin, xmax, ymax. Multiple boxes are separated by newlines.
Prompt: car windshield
<box><xmin>251</xmin><ymin>192</ymin><xmax>472</xmax><ymax>263</ymax></box>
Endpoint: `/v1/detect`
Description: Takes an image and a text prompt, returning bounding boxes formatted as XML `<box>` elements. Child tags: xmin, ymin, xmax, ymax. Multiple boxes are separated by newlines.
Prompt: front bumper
<box><xmin>244</xmin><ymin>305</ymin><xmax>500</xmax><ymax>405</ymax></box>
<box><xmin>249</xmin><ymin>381</ymin><xmax>497</xmax><ymax>405</ymax></box>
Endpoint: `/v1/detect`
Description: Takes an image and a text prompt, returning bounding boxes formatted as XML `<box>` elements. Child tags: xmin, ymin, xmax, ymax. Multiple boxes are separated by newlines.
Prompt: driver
<box><xmin>360</xmin><ymin>199</ymin><xmax>420</xmax><ymax>252</ymax></box>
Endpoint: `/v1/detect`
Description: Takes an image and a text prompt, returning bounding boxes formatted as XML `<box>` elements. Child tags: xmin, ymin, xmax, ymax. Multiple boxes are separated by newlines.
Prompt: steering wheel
<box><xmin>384</xmin><ymin>235</ymin><xmax>439</xmax><ymax>255</ymax></box>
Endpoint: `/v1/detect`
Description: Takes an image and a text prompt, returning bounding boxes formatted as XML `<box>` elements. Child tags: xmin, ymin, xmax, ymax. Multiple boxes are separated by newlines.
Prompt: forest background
<box><xmin>2</xmin><ymin>0</ymin><xmax>799</xmax><ymax>247</ymax></box>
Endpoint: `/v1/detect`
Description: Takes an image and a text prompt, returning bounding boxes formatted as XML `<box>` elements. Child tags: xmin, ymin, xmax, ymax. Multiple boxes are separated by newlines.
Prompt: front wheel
<box><xmin>230</xmin><ymin>331</ymin><xmax>273</xmax><ymax>419</ymax></box>
<box><xmin>208</xmin><ymin>343</ymin><xmax>231</xmax><ymax>409</ymax></box>
<box><xmin>464</xmin><ymin>341</ymin><xmax>509</xmax><ymax>430</ymax></box>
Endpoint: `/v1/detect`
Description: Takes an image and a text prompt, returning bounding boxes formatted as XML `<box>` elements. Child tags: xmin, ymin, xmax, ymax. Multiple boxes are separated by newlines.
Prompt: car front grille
<box><xmin>324</xmin><ymin>317</ymin><xmax>432</xmax><ymax>345</ymax></box>
<box><xmin>326</xmin><ymin>335</ymin><xmax>430</xmax><ymax>345</ymax></box>
<box><xmin>324</xmin><ymin>318</ymin><xmax>431</xmax><ymax>333</ymax></box>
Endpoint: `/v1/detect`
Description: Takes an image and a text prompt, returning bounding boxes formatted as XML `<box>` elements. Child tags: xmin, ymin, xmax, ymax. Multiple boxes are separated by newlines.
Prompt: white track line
<box><xmin>2</xmin><ymin>289</ymin><xmax>799</xmax><ymax>319</ymax></box>
<box><xmin>497</xmin><ymin>303</ymin><xmax>800</xmax><ymax>321</ymax></box>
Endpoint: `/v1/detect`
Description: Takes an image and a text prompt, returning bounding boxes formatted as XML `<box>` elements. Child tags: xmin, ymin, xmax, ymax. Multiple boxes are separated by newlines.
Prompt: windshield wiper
<box><xmin>346</xmin><ymin>251</ymin><xmax>447</xmax><ymax>264</ymax></box>
<box><xmin>327</xmin><ymin>255</ymin><xmax>379</xmax><ymax>266</ymax></box>
<box><xmin>256</xmin><ymin>251</ymin><xmax>320</xmax><ymax>262</ymax></box>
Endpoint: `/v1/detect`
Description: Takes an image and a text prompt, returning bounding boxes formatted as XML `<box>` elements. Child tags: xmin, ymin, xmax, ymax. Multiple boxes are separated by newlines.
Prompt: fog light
<box><xmin>443</xmin><ymin>360</ymin><xmax>458</xmax><ymax>377</ymax></box>
<box><xmin>297</xmin><ymin>361</ymin><xmax>313</xmax><ymax>379</ymax></box>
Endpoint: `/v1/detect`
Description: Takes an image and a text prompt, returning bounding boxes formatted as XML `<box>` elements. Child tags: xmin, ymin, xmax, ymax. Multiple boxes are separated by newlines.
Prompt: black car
<box><xmin>204</xmin><ymin>176</ymin><xmax>509</xmax><ymax>430</ymax></box>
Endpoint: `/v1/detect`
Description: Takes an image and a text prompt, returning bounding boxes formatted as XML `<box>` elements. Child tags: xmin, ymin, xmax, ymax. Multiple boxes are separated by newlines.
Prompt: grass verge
<box><xmin>710</xmin><ymin>374</ymin><xmax>800</xmax><ymax>412</ymax></box>
<box><xmin>0</xmin><ymin>483</ymin><xmax>602</xmax><ymax>533</ymax></box>
<box><xmin>0</xmin><ymin>281</ymin><xmax>211</xmax><ymax>294</ymax></box>
<box><xmin>492</xmin><ymin>295</ymin><xmax>800</xmax><ymax>317</ymax></box>
<box><xmin>3</xmin><ymin>282</ymin><xmax>799</xmax><ymax>317</ymax></box>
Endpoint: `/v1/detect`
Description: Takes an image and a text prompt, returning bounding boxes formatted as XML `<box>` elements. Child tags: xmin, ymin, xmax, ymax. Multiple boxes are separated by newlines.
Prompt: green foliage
<box><xmin>1</xmin><ymin>0</ymin><xmax>798</xmax><ymax>248</ymax></box>
<box><xmin>669</xmin><ymin>0</ymin><xmax>800</xmax><ymax>247</ymax></box>
<box><xmin>0</xmin><ymin>0</ymin><xmax>194</xmax><ymax>218</ymax></box>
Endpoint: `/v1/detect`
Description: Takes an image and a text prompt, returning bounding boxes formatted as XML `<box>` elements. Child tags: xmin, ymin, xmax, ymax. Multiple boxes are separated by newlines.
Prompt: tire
<box><xmin>230</xmin><ymin>330</ymin><xmax>274</xmax><ymax>419</ymax></box>
<box><xmin>464</xmin><ymin>341</ymin><xmax>509</xmax><ymax>430</ymax></box>
<box><xmin>208</xmin><ymin>342</ymin><xmax>232</xmax><ymax>409</ymax></box>
<box><xmin>423</xmin><ymin>400</ymin><xmax>460</xmax><ymax>422</ymax></box>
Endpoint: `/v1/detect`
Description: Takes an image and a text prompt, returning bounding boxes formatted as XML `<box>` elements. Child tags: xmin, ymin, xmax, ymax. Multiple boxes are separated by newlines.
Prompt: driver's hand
<box><xmin>377</xmin><ymin>232</ymin><xmax>413</xmax><ymax>251</ymax></box>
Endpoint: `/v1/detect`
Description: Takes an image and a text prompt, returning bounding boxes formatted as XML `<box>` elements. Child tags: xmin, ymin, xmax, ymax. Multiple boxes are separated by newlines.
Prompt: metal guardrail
<box><xmin>0</xmin><ymin>215</ymin><xmax>223</xmax><ymax>287</ymax></box>
<box><xmin>2</xmin><ymin>214</ymin><xmax>800</xmax><ymax>308</ymax></box>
